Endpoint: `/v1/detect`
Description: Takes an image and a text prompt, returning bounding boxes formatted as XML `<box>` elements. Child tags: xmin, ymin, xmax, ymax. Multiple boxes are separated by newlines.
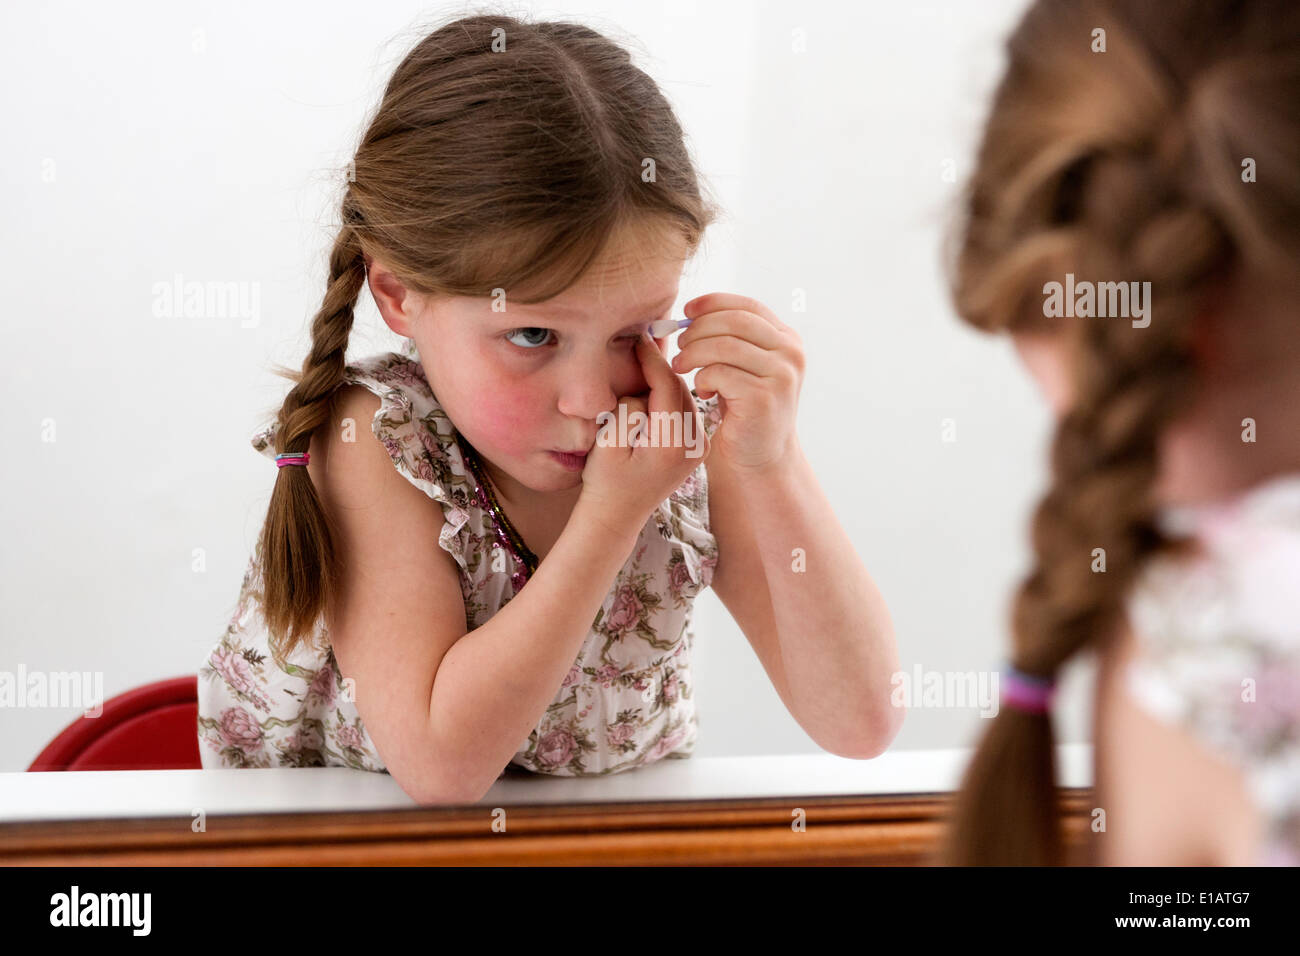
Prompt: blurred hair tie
<box><xmin>1001</xmin><ymin>665</ymin><xmax>1056</xmax><ymax>714</ymax></box>
<box><xmin>275</xmin><ymin>452</ymin><xmax>310</xmax><ymax>468</ymax></box>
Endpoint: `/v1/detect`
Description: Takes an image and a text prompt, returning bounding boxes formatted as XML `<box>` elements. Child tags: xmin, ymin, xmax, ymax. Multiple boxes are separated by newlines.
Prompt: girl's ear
<box><xmin>366</xmin><ymin>257</ymin><xmax>420</xmax><ymax>338</ymax></box>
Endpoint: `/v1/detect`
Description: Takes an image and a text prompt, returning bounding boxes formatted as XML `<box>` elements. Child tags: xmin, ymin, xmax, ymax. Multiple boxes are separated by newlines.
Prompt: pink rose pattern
<box><xmin>209</xmin><ymin>645</ymin><xmax>272</xmax><ymax>712</ymax></box>
<box><xmin>219</xmin><ymin>706</ymin><xmax>263</xmax><ymax>756</ymax></box>
<box><xmin>306</xmin><ymin>659</ymin><xmax>336</xmax><ymax>708</ymax></box>
<box><xmin>605</xmin><ymin>585</ymin><xmax>645</xmax><ymax>635</ymax></box>
<box><xmin>205</xmin><ymin>353</ymin><xmax>718</xmax><ymax>777</ymax></box>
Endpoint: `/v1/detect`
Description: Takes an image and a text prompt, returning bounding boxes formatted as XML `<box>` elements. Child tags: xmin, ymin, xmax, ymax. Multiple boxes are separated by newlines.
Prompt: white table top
<box><xmin>0</xmin><ymin>744</ymin><xmax>1092</xmax><ymax>822</ymax></box>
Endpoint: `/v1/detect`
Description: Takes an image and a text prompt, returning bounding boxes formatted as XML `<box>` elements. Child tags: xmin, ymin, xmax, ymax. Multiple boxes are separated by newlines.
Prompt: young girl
<box><xmin>198</xmin><ymin>14</ymin><xmax>901</xmax><ymax>802</ymax></box>
<box><xmin>942</xmin><ymin>0</ymin><xmax>1300</xmax><ymax>865</ymax></box>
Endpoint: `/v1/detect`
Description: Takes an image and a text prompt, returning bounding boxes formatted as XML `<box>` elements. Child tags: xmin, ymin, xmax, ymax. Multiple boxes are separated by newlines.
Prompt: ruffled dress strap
<box><xmin>249</xmin><ymin>352</ymin><xmax>479</xmax><ymax>574</ymax></box>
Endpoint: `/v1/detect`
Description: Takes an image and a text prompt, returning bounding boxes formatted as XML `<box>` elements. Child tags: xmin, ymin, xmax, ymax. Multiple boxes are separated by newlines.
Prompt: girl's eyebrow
<box><xmin>508</xmin><ymin>293</ymin><xmax>677</xmax><ymax>330</ymax></box>
<box><xmin>616</xmin><ymin>296</ymin><xmax>676</xmax><ymax>333</ymax></box>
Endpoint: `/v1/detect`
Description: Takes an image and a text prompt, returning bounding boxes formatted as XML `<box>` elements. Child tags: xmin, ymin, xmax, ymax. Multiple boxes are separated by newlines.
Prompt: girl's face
<box><xmin>1008</xmin><ymin>275</ymin><xmax>1300</xmax><ymax>509</ymax></box>
<box><xmin>1011</xmin><ymin>330</ymin><xmax>1073</xmax><ymax>416</ymax></box>
<box><xmin>370</xmin><ymin>221</ymin><xmax>690</xmax><ymax>507</ymax></box>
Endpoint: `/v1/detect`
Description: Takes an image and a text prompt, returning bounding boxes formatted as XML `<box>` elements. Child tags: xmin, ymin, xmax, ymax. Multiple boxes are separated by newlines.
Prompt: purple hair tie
<box><xmin>1001</xmin><ymin>665</ymin><xmax>1056</xmax><ymax>714</ymax></box>
<box><xmin>275</xmin><ymin>452</ymin><xmax>310</xmax><ymax>468</ymax></box>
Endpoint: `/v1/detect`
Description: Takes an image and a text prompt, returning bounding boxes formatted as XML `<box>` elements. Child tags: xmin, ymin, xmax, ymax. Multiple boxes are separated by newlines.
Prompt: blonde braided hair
<box><xmin>942</xmin><ymin>0</ymin><xmax>1300</xmax><ymax>864</ymax></box>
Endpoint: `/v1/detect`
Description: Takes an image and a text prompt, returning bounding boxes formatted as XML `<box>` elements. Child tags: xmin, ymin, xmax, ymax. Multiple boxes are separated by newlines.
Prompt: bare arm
<box><xmin>664</xmin><ymin>292</ymin><xmax>898</xmax><ymax>758</ymax></box>
<box><xmin>707</xmin><ymin>442</ymin><xmax>901</xmax><ymax>758</ymax></box>
<box><xmin>427</xmin><ymin>498</ymin><xmax>638</xmax><ymax>798</ymax></box>
<box><xmin>1093</xmin><ymin>619</ymin><xmax>1262</xmax><ymax>865</ymax></box>
<box><xmin>314</xmin><ymin>386</ymin><xmax>640</xmax><ymax>804</ymax></box>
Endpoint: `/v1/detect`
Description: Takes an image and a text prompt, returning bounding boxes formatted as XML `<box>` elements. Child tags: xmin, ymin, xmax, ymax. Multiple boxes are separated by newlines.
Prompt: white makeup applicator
<box><xmin>646</xmin><ymin>316</ymin><xmax>694</xmax><ymax>337</ymax></box>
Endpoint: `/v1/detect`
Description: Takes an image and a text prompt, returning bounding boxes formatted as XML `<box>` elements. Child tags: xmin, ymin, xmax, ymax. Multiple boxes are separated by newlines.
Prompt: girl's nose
<box><xmin>556</xmin><ymin>371</ymin><xmax>620</xmax><ymax>423</ymax></box>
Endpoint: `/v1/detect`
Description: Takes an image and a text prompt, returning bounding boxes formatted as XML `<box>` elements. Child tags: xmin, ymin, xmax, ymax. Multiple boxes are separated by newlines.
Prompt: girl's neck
<box><xmin>475</xmin><ymin>452</ymin><xmax>583</xmax><ymax>516</ymax></box>
<box><xmin>1157</xmin><ymin>270</ymin><xmax>1300</xmax><ymax>508</ymax></box>
<box><xmin>1155</xmin><ymin>370</ymin><xmax>1300</xmax><ymax>509</ymax></box>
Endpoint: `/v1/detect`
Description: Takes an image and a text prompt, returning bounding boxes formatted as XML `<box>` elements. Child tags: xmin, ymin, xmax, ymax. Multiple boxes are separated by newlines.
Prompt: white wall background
<box><xmin>1</xmin><ymin>0</ymin><xmax>1098</xmax><ymax>775</ymax></box>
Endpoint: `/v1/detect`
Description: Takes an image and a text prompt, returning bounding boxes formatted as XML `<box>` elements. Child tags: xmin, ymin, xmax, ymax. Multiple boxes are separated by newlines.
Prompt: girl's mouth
<box><xmin>549</xmin><ymin>450</ymin><xmax>588</xmax><ymax>471</ymax></box>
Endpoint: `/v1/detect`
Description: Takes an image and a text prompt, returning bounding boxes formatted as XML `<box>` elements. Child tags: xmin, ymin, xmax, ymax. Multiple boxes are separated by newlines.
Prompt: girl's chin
<box><xmin>514</xmin><ymin>457</ymin><xmax>585</xmax><ymax>494</ymax></box>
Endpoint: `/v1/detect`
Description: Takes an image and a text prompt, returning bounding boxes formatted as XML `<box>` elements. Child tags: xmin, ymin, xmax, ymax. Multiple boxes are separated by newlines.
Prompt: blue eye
<box><xmin>505</xmin><ymin>327</ymin><xmax>554</xmax><ymax>349</ymax></box>
<box><xmin>503</xmin><ymin>327</ymin><xmax>649</xmax><ymax>352</ymax></box>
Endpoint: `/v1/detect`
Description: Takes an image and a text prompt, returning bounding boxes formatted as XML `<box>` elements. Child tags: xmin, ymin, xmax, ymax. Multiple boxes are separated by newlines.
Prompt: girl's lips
<box><xmin>549</xmin><ymin>450</ymin><xmax>587</xmax><ymax>471</ymax></box>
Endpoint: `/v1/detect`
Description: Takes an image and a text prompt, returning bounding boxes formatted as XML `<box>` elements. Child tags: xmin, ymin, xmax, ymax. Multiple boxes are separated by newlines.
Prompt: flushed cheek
<box><xmin>474</xmin><ymin>385</ymin><xmax>553</xmax><ymax>457</ymax></box>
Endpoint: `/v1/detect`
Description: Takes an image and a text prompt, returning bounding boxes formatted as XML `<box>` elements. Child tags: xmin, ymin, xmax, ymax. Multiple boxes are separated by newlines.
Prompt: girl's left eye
<box><xmin>504</xmin><ymin>327</ymin><xmax>554</xmax><ymax>349</ymax></box>
<box><xmin>504</xmin><ymin>328</ymin><xmax>645</xmax><ymax>350</ymax></box>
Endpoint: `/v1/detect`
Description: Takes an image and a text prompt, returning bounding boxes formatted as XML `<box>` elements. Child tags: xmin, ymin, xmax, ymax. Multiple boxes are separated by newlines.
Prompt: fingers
<box><xmin>683</xmin><ymin>293</ymin><xmax>791</xmax><ymax>334</ymax></box>
<box><xmin>621</xmin><ymin>393</ymin><xmax>647</xmax><ymax>446</ymax></box>
<box><xmin>635</xmin><ymin>333</ymin><xmax>690</xmax><ymax>421</ymax></box>
<box><xmin>673</xmin><ymin>334</ymin><xmax>785</xmax><ymax>381</ymax></box>
<box><xmin>622</xmin><ymin>336</ymin><xmax>702</xmax><ymax>451</ymax></box>
<box><xmin>675</xmin><ymin>308</ymin><xmax>787</xmax><ymax>353</ymax></box>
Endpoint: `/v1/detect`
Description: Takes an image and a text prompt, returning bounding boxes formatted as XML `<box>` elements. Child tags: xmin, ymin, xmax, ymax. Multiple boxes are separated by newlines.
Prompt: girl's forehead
<box><xmin>513</xmin><ymin>239</ymin><xmax>687</xmax><ymax>315</ymax></box>
<box><xmin>585</xmin><ymin>239</ymin><xmax>689</xmax><ymax>293</ymax></box>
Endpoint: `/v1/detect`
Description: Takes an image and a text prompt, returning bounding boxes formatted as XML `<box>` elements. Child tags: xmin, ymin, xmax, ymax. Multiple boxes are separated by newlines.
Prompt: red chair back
<box><xmin>27</xmin><ymin>675</ymin><xmax>202</xmax><ymax>771</ymax></box>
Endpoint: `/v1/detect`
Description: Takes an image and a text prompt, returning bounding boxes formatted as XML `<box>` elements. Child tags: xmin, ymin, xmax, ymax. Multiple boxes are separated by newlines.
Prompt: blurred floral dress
<box><xmin>1125</xmin><ymin>472</ymin><xmax>1300</xmax><ymax>865</ymax></box>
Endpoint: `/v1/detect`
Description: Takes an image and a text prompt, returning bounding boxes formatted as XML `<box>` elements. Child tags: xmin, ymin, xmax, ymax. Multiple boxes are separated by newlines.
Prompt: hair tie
<box><xmin>275</xmin><ymin>452</ymin><xmax>310</xmax><ymax>468</ymax></box>
<box><xmin>1001</xmin><ymin>665</ymin><xmax>1056</xmax><ymax>714</ymax></box>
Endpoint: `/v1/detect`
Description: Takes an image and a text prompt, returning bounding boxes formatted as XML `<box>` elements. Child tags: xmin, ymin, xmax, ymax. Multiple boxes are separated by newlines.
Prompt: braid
<box><xmin>275</xmin><ymin>224</ymin><xmax>367</xmax><ymax>455</ymax></box>
<box><xmin>945</xmin><ymin>206</ymin><xmax>1231</xmax><ymax>865</ymax></box>
<box><xmin>258</xmin><ymin>219</ymin><xmax>368</xmax><ymax>667</ymax></box>
<box><xmin>942</xmin><ymin>0</ymin><xmax>1300</xmax><ymax>864</ymax></box>
<box><xmin>941</xmin><ymin>0</ymin><xmax>1253</xmax><ymax>865</ymax></box>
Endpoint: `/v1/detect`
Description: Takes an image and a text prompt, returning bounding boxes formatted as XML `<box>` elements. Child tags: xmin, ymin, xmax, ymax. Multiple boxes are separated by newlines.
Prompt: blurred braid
<box><xmin>941</xmin><ymin>0</ymin><xmax>1258</xmax><ymax>865</ymax></box>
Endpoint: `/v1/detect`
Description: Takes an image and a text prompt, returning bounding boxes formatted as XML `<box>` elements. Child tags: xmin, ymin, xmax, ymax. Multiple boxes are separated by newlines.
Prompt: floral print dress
<box><xmin>1124</xmin><ymin>471</ymin><xmax>1300</xmax><ymax>865</ymax></box>
<box><xmin>199</xmin><ymin>343</ymin><xmax>723</xmax><ymax>779</ymax></box>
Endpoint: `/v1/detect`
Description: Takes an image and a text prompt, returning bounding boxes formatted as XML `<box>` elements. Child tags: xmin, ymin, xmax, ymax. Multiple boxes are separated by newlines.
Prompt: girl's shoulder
<box><xmin>1124</xmin><ymin>470</ymin><xmax>1300</xmax><ymax>861</ymax></box>
<box><xmin>250</xmin><ymin>344</ymin><xmax>480</xmax><ymax>570</ymax></box>
<box><xmin>250</xmin><ymin>345</ymin><xmax>455</xmax><ymax>474</ymax></box>
<box><xmin>1128</xmin><ymin>470</ymin><xmax>1300</xmax><ymax>648</ymax></box>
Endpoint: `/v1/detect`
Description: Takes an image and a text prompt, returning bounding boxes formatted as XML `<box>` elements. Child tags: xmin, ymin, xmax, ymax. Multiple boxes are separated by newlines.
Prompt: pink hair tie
<box><xmin>1001</xmin><ymin>665</ymin><xmax>1056</xmax><ymax>714</ymax></box>
<box><xmin>275</xmin><ymin>452</ymin><xmax>310</xmax><ymax>468</ymax></box>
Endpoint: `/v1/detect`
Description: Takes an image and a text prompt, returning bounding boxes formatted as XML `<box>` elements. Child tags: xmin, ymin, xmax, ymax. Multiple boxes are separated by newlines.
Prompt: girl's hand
<box><xmin>670</xmin><ymin>293</ymin><xmax>805</xmax><ymax>474</ymax></box>
<box><xmin>578</xmin><ymin>335</ymin><xmax>710</xmax><ymax>535</ymax></box>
